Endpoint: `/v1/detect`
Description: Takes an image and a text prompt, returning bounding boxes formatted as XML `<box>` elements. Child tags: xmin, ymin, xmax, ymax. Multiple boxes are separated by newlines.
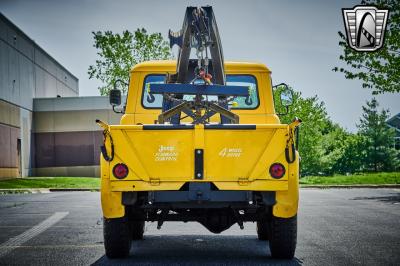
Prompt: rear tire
<box><xmin>131</xmin><ymin>221</ymin><xmax>145</xmax><ymax>240</ymax></box>
<box><xmin>103</xmin><ymin>217</ymin><xmax>131</xmax><ymax>258</ymax></box>
<box><xmin>269</xmin><ymin>215</ymin><xmax>297</xmax><ymax>259</ymax></box>
<box><xmin>256</xmin><ymin>220</ymin><xmax>269</xmax><ymax>240</ymax></box>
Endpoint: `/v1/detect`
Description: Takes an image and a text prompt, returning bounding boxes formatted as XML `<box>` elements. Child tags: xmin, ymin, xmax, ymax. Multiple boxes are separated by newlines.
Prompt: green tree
<box><xmin>88</xmin><ymin>28</ymin><xmax>171</xmax><ymax>95</ymax></box>
<box><xmin>333</xmin><ymin>134</ymin><xmax>367</xmax><ymax>174</ymax></box>
<box><xmin>273</xmin><ymin>87</ymin><xmax>348</xmax><ymax>175</ymax></box>
<box><xmin>357</xmin><ymin>98</ymin><xmax>399</xmax><ymax>171</ymax></box>
<box><xmin>333</xmin><ymin>0</ymin><xmax>400</xmax><ymax>94</ymax></box>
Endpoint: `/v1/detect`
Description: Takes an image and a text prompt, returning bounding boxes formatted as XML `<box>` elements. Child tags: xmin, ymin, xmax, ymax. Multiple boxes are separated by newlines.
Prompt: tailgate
<box><xmin>107</xmin><ymin>124</ymin><xmax>290</xmax><ymax>183</ymax></box>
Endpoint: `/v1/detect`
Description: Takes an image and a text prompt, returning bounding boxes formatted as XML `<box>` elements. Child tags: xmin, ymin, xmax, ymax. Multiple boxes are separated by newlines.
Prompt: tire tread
<box><xmin>269</xmin><ymin>215</ymin><xmax>297</xmax><ymax>259</ymax></box>
<box><xmin>103</xmin><ymin>217</ymin><xmax>131</xmax><ymax>258</ymax></box>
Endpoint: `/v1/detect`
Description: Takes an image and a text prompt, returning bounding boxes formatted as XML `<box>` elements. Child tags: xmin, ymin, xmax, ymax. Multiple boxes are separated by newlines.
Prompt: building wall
<box><xmin>387</xmin><ymin>113</ymin><xmax>400</xmax><ymax>150</ymax></box>
<box><xmin>0</xmin><ymin>13</ymin><xmax>79</xmax><ymax>179</ymax></box>
<box><xmin>32</xmin><ymin>97</ymin><xmax>123</xmax><ymax>177</ymax></box>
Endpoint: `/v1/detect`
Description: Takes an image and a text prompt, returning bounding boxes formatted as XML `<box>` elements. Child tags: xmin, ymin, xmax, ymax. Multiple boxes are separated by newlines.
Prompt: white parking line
<box><xmin>0</xmin><ymin>212</ymin><xmax>69</xmax><ymax>258</ymax></box>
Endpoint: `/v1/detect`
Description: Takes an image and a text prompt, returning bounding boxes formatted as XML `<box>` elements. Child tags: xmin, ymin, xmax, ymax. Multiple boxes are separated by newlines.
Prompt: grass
<box><xmin>0</xmin><ymin>177</ymin><xmax>100</xmax><ymax>189</ymax></box>
<box><xmin>0</xmin><ymin>172</ymin><xmax>399</xmax><ymax>190</ymax></box>
<box><xmin>300</xmin><ymin>172</ymin><xmax>400</xmax><ymax>185</ymax></box>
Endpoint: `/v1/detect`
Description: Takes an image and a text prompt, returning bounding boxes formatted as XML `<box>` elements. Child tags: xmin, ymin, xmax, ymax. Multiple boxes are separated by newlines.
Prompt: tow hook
<box><xmin>96</xmin><ymin>119</ymin><xmax>114</xmax><ymax>162</ymax></box>
<box><xmin>286</xmin><ymin>117</ymin><xmax>302</xmax><ymax>163</ymax></box>
<box><xmin>232</xmin><ymin>209</ymin><xmax>245</xmax><ymax>230</ymax></box>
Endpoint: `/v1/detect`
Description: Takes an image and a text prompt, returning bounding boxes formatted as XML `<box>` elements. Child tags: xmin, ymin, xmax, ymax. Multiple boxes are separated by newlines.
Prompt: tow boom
<box><xmin>147</xmin><ymin>6</ymin><xmax>252</xmax><ymax>125</ymax></box>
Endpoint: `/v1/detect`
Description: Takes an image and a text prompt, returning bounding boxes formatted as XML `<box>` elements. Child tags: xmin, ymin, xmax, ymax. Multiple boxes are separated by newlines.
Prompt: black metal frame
<box><xmin>122</xmin><ymin>183</ymin><xmax>276</xmax><ymax>209</ymax></box>
<box><xmin>171</xmin><ymin>6</ymin><xmax>225</xmax><ymax>85</ymax></box>
<box><xmin>122</xmin><ymin>184</ymin><xmax>276</xmax><ymax>231</ymax></box>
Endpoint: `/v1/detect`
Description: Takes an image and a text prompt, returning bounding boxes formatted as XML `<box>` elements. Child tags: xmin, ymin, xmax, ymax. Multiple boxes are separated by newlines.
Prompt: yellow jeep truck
<box><xmin>97</xmin><ymin>6</ymin><xmax>300</xmax><ymax>260</ymax></box>
<box><xmin>97</xmin><ymin>60</ymin><xmax>300</xmax><ymax>259</ymax></box>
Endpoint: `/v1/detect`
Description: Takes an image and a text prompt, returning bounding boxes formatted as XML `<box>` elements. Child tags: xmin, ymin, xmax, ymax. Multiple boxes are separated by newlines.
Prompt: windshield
<box><xmin>142</xmin><ymin>75</ymin><xmax>259</xmax><ymax>109</ymax></box>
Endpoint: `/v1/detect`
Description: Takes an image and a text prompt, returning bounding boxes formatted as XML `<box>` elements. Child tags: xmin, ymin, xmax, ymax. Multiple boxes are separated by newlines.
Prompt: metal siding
<box><xmin>30</xmin><ymin>130</ymin><xmax>36</xmax><ymax>169</ymax></box>
<box><xmin>34</xmin><ymin>131</ymin><xmax>102</xmax><ymax>167</ymax></box>
<box><xmin>0</xmin><ymin>41</ymin><xmax>9</xmax><ymax>100</ymax></box>
<box><xmin>19</xmin><ymin>53</ymin><xmax>35</xmax><ymax>109</ymax></box>
<box><xmin>1</xmin><ymin>14</ymin><xmax>78</xmax><ymax>103</ymax></box>
<box><xmin>44</xmin><ymin>55</ymin><xmax>57</xmax><ymax>77</ymax></box>
<box><xmin>34</xmin><ymin>132</ymin><xmax>55</xmax><ymax>168</ymax></box>
<box><xmin>33</xmin><ymin>109</ymin><xmax>114</xmax><ymax>133</ymax></box>
<box><xmin>9</xmin><ymin>103</ymin><xmax>20</xmax><ymax>127</ymax></box>
<box><xmin>53</xmin><ymin>110</ymin><xmax>108</xmax><ymax>132</ymax></box>
<box><xmin>34</xmin><ymin>48</ymin><xmax>45</xmax><ymax>69</ymax></box>
<box><xmin>0</xmin><ymin>123</ymin><xmax>20</xmax><ymax>168</ymax></box>
<box><xmin>43</xmin><ymin>70</ymin><xmax>57</xmax><ymax>97</ymax></box>
<box><xmin>16</xmin><ymin>35</ymin><xmax>34</xmax><ymax>61</ymax></box>
<box><xmin>56</xmin><ymin>80</ymin><xmax>68</xmax><ymax>96</ymax></box>
<box><xmin>93</xmin><ymin>131</ymin><xmax>102</xmax><ymax>164</ymax></box>
<box><xmin>65</xmin><ymin>72</ymin><xmax>78</xmax><ymax>92</ymax></box>
<box><xmin>0</xmin><ymin>19</ymin><xmax>7</xmax><ymax>40</ymax></box>
<box><xmin>33</xmin><ymin>111</ymin><xmax>54</xmax><ymax>133</ymax></box>
<box><xmin>54</xmin><ymin>131</ymin><xmax>95</xmax><ymax>166</ymax></box>
<box><xmin>62</xmin><ymin>86</ymin><xmax>77</xmax><ymax>97</ymax></box>
<box><xmin>0</xmin><ymin>100</ymin><xmax>20</xmax><ymax>128</ymax></box>
<box><xmin>34</xmin><ymin>65</ymin><xmax>45</xmax><ymax>97</ymax></box>
<box><xmin>0</xmin><ymin>124</ymin><xmax>12</xmax><ymax>167</ymax></box>
<box><xmin>8</xmin><ymin>47</ymin><xmax>20</xmax><ymax>105</ymax></box>
<box><xmin>21</xmin><ymin>109</ymin><xmax>32</xmax><ymax>176</ymax></box>
<box><xmin>56</xmin><ymin>66</ymin><xmax>65</xmax><ymax>83</ymax></box>
<box><xmin>72</xmin><ymin>77</ymin><xmax>79</xmax><ymax>92</ymax></box>
<box><xmin>0</xmin><ymin>100</ymin><xmax>10</xmax><ymax>125</ymax></box>
<box><xmin>10</xmin><ymin>124</ymin><xmax>19</xmax><ymax>168</ymax></box>
<box><xmin>5</xmin><ymin>24</ymin><xmax>17</xmax><ymax>47</ymax></box>
<box><xmin>33</xmin><ymin>96</ymin><xmax>115</xmax><ymax>112</ymax></box>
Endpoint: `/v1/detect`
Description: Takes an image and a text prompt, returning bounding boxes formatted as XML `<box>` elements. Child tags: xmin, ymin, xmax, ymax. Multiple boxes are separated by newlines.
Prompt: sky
<box><xmin>0</xmin><ymin>0</ymin><xmax>399</xmax><ymax>131</ymax></box>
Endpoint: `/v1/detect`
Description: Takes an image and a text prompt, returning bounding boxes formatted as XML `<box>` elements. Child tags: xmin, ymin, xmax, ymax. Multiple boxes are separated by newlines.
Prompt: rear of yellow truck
<box><xmin>98</xmin><ymin>60</ymin><xmax>300</xmax><ymax>259</ymax></box>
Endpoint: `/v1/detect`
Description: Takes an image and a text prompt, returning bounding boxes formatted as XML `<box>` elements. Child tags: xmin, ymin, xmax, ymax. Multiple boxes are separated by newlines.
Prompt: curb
<box><xmin>1</xmin><ymin>185</ymin><xmax>399</xmax><ymax>194</ymax></box>
<box><xmin>49</xmin><ymin>188</ymin><xmax>100</xmax><ymax>192</ymax></box>
<box><xmin>300</xmin><ymin>184</ymin><xmax>400</xmax><ymax>189</ymax></box>
<box><xmin>0</xmin><ymin>189</ymin><xmax>50</xmax><ymax>194</ymax></box>
<box><xmin>0</xmin><ymin>188</ymin><xmax>99</xmax><ymax>194</ymax></box>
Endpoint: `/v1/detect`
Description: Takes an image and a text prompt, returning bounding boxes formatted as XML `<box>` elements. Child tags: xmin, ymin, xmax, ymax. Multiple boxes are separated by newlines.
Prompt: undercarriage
<box><xmin>122</xmin><ymin>182</ymin><xmax>276</xmax><ymax>233</ymax></box>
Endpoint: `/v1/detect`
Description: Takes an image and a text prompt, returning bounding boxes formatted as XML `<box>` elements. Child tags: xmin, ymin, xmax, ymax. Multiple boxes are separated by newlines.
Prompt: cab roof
<box><xmin>131</xmin><ymin>60</ymin><xmax>271</xmax><ymax>73</ymax></box>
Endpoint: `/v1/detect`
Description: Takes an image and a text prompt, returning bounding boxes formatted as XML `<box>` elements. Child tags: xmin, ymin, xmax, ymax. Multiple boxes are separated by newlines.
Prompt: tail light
<box><xmin>269</xmin><ymin>163</ymin><xmax>285</xmax><ymax>179</ymax></box>
<box><xmin>112</xmin><ymin>163</ymin><xmax>129</xmax><ymax>179</ymax></box>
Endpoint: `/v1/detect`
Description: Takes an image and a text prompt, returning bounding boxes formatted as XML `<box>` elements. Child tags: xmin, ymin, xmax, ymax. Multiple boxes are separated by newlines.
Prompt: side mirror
<box><xmin>109</xmin><ymin>89</ymin><xmax>121</xmax><ymax>106</ymax></box>
<box><xmin>110</xmin><ymin>79</ymin><xmax>128</xmax><ymax>113</ymax></box>
<box><xmin>273</xmin><ymin>83</ymin><xmax>293</xmax><ymax>115</ymax></box>
<box><xmin>279</xmin><ymin>85</ymin><xmax>293</xmax><ymax>107</ymax></box>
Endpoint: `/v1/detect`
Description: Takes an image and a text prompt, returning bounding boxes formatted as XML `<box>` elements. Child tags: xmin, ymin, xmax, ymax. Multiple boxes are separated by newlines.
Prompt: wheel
<box><xmin>256</xmin><ymin>220</ymin><xmax>269</xmax><ymax>240</ymax></box>
<box><xmin>103</xmin><ymin>217</ymin><xmax>131</xmax><ymax>258</ymax></box>
<box><xmin>131</xmin><ymin>220</ymin><xmax>145</xmax><ymax>240</ymax></box>
<box><xmin>269</xmin><ymin>215</ymin><xmax>297</xmax><ymax>259</ymax></box>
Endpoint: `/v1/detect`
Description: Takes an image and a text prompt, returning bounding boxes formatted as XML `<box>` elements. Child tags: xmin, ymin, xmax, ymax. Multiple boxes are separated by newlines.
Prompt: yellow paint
<box><xmin>106</xmin><ymin>125</ymin><xmax>291</xmax><ymax>183</ymax></box>
<box><xmin>100</xmin><ymin>156</ymin><xmax>124</xmax><ymax>218</ymax></box>
<box><xmin>273</xmin><ymin>152</ymin><xmax>299</xmax><ymax>218</ymax></box>
<box><xmin>100</xmin><ymin>60</ymin><xmax>300</xmax><ymax>219</ymax></box>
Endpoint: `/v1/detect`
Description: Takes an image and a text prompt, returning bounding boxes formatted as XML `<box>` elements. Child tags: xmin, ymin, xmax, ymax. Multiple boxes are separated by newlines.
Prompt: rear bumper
<box><xmin>122</xmin><ymin>189</ymin><xmax>276</xmax><ymax>210</ymax></box>
<box><xmin>140</xmin><ymin>182</ymin><xmax>275</xmax><ymax>208</ymax></box>
<box><xmin>109</xmin><ymin>179</ymin><xmax>288</xmax><ymax>192</ymax></box>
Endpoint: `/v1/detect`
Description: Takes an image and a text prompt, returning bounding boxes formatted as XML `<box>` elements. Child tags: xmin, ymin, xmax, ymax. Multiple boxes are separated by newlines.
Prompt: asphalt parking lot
<box><xmin>0</xmin><ymin>188</ymin><xmax>399</xmax><ymax>266</ymax></box>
